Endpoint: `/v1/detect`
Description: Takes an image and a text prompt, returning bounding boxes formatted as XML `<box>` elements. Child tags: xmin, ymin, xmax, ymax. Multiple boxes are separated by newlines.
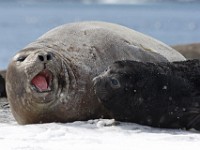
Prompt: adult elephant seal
<box><xmin>172</xmin><ymin>43</ymin><xmax>200</xmax><ymax>59</ymax></box>
<box><xmin>93</xmin><ymin>60</ymin><xmax>200</xmax><ymax>130</ymax></box>
<box><xmin>6</xmin><ymin>21</ymin><xmax>185</xmax><ymax>124</ymax></box>
<box><xmin>0</xmin><ymin>70</ymin><xmax>6</xmax><ymax>98</ymax></box>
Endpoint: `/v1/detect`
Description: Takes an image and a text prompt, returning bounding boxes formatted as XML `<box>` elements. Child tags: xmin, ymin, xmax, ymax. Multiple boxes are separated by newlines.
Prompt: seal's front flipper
<box><xmin>0</xmin><ymin>70</ymin><xmax>6</xmax><ymax>97</ymax></box>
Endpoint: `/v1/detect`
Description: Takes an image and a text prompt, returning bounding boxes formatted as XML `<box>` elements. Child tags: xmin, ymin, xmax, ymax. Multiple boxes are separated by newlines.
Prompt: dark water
<box><xmin>0</xmin><ymin>2</ymin><xmax>200</xmax><ymax>69</ymax></box>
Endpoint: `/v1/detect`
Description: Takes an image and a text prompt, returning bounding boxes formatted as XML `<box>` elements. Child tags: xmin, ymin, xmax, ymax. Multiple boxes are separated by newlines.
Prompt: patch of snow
<box><xmin>0</xmin><ymin>119</ymin><xmax>200</xmax><ymax>150</ymax></box>
<box><xmin>162</xmin><ymin>85</ymin><xmax>167</xmax><ymax>90</ymax></box>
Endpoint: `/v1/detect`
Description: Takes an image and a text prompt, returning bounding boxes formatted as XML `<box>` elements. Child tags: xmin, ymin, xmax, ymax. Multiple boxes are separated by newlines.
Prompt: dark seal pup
<box><xmin>93</xmin><ymin>59</ymin><xmax>200</xmax><ymax>130</ymax></box>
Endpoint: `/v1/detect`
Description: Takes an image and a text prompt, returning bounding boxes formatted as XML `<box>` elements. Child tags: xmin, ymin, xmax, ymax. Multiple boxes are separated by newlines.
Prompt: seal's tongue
<box><xmin>32</xmin><ymin>75</ymin><xmax>48</xmax><ymax>91</ymax></box>
<box><xmin>31</xmin><ymin>69</ymin><xmax>53</xmax><ymax>92</ymax></box>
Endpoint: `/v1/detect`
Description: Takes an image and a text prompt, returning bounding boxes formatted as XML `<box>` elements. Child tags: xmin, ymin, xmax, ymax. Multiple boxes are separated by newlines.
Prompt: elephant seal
<box><xmin>172</xmin><ymin>43</ymin><xmax>200</xmax><ymax>59</ymax></box>
<box><xmin>6</xmin><ymin>21</ymin><xmax>185</xmax><ymax>124</ymax></box>
<box><xmin>93</xmin><ymin>59</ymin><xmax>200</xmax><ymax>130</ymax></box>
<box><xmin>0</xmin><ymin>70</ymin><xmax>6</xmax><ymax>97</ymax></box>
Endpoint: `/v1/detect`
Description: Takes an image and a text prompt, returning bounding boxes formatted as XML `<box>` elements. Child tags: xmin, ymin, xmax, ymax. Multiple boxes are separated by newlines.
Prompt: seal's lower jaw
<box><xmin>31</xmin><ymin>69</ymin><xmax>53</xmax><ymax>93</ymax></box>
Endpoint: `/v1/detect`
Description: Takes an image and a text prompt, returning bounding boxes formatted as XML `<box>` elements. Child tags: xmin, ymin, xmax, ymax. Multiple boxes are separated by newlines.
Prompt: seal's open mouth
<box><xmin>31</xmin><ymin>69</ymin><xmax>53</xmax><ymax>93</ymax></box>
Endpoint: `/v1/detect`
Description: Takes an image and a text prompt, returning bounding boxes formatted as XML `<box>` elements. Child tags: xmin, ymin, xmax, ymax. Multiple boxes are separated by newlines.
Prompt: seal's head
<box><xmin>93</xmin><ymin>60</ymin><xmax>155</xmax><ymax>116</ymax></box>
<box><xmin>6</xmin><ymin>48</ymin><xmax>76</xmax><ymax>124</ymax></box>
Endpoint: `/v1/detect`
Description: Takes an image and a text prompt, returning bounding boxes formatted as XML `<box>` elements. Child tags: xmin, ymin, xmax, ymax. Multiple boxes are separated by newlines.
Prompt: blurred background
<box><xmin>0</xmin><ymin>0</ymin><xmax>200</xmax><ymax>69</ymax></box>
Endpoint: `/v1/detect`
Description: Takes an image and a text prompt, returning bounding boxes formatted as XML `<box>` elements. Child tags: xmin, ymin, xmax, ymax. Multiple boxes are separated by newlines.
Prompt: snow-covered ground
<box><xmin>1</xmin><ymin>99</ymin><xmax>200</xmax><ymax>150</ymax></box>
<box><xmin>1</xmin><ymin>119</ymin><xmax>200</xmax><ymax>150</ymax></box>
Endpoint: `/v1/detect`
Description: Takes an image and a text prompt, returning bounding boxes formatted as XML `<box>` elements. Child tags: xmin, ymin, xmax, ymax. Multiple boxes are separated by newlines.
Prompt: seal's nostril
<box><xmin>38</xmin><ymin>53</ymin><xmax>53</xmax><ymax>62</ymax></box>
<box><xmin>38</xmin><ymin>55</ymin><xmax>44</xmax><ymax>61</ymax></box>
<box><xmin>47</xmin><ymin>54</ymin><xmax>52</xmax><ymax>61</ymax></box>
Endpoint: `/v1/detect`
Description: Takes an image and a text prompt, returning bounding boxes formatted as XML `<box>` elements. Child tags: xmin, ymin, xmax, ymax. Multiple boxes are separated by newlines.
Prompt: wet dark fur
<box><xmin>0</xmin><ymin>70</ymin><xmax>6</xmax><ymax>97</ymax></box>
<box><xmin>94</xmin><ymin>59</ymin><xmax>200</xmax><ymax>130</ymax></box>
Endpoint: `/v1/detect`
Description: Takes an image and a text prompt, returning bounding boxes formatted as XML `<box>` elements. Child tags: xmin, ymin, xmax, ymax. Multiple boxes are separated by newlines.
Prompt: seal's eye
<box><xmin>110</xmin><ymin>78</ymin><xmax>120</xmax><ymax>88</ymax></box>
<box><xmin>17</xmin><ymin>56</ymin><xmax>27</xmax><ymax>62</ymax></box>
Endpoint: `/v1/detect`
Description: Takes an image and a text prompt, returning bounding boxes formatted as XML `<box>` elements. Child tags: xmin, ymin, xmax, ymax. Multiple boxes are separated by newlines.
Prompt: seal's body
<box><xmin>6</xmin><ymin>21</ymin><xmax>185</xmax><ymax>124</ymax></box>
<box><xmin>173</xmin><ymin>43</ymin><xmax>200</xmax><ymax>59</ymax></box>
<box><xmin>94</xmin><ymin>59</ymin><xmax>200</xmax><ymax>130</ymax></box>
<box><xmin>0</xmin><ymin>70</ymin><xmax>6</xmax><ymax>98</ymax></box>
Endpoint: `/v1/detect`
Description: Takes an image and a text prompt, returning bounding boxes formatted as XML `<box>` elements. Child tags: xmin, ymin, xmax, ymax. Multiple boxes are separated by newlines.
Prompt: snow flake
<box><xmin>162</xmin><ymin>86</ymin><xmax>167</xmax><ymax>90</ymax></box>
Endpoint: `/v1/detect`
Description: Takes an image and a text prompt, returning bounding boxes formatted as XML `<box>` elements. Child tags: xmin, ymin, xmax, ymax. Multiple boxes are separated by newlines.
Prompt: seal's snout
<box><xmin>37</xmin><ymin>52</ymin><xmax>53</xmax><ymax>62</ymax></box>
<box><xmin>93</xmin><ymin>76</ymin><xmax>101</xmax><ymax>87</ymax></box>
<box><xmin>93</xmin><ymin>76</ymin><xmax>103</xmax><ymax>96</ymax></box>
